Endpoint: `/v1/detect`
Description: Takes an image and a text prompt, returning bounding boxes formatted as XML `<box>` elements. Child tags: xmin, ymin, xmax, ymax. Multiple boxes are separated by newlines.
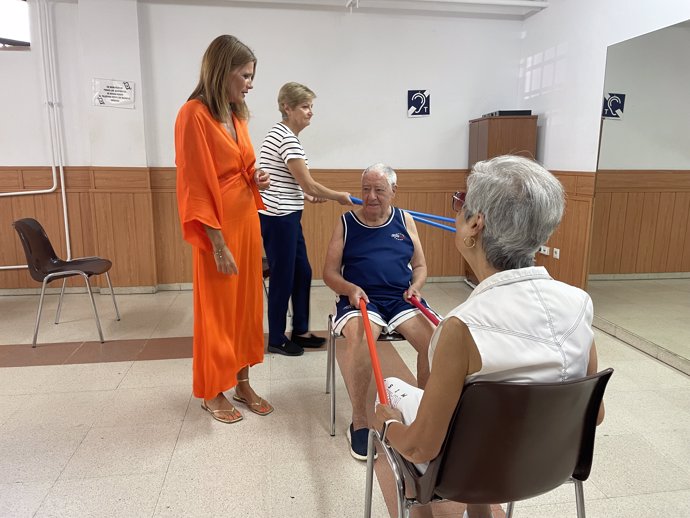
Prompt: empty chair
<box><xmin>12</xmin><ymin>218</ymin><xmax>120</xmax><ymax>347</ymax></box>
<box><xmin>364</xmin><ymin>368</ymin><xmax>614</xmax><ymax>518</ymax></box>
<box><xmin>325</xmin><ymin>313</ymin><xmax>406</xmax><ymax>437</ymax></box>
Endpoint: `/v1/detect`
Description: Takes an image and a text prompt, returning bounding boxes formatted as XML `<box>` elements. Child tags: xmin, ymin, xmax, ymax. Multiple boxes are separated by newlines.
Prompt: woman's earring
<box><xmin>463</xmin><ymin>236</ymin><xmax>476</xmax><ymax>249</ymax></box>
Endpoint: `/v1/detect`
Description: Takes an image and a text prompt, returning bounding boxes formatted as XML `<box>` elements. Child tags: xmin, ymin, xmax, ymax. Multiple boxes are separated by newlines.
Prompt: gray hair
<box><xmin>362</xmin><ymin>163</ymin><xmax>397</xmax><ymax>188</ymax></box>
<box><xmin>463</xmin><ymin>155</ymin><xmax>564</xmax><ymax>271</ymax></box>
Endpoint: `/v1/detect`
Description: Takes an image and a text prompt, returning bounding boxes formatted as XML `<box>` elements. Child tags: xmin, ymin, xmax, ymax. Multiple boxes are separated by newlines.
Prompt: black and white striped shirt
<box><xmin>259</xmin><ymin>122</ymin><xmax>307</xmax><ymax>216</ymax></box>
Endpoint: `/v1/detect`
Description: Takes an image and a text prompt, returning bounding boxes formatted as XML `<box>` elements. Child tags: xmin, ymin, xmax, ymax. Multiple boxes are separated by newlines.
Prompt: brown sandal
<box><xmin>201</xmin><ymin>400</ymin><xmax>243</xmax><ymax>424</ymax></box>
<box><xmin>233</xmin><ymin>378</ymin><xmax>274</xmax><ymax>416</ymax></box>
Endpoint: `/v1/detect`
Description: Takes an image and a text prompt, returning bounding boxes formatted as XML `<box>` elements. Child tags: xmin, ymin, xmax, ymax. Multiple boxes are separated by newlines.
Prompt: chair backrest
<box><xmin>12</xmin><ymin>218</ymin><xmax>60</xmax><ymax>282</ymax></box>
<box><xmin>405</xmin><ymin>368</ymin><xmax>613</xmax><ymax>505</ymax></box>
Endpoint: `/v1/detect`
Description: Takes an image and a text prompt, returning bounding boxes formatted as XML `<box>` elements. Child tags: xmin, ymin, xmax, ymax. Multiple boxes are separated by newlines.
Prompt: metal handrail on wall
<box><xmin>1</xmin><ymin>0</ymin><xmax>73</xmax><ymax>272</ymax></box>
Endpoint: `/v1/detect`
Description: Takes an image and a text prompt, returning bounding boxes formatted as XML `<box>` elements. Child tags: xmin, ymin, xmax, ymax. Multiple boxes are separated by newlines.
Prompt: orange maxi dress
<box><xmin>175</xmin><ymin>99</ymin><xmax>265</xmax><ymax>400</ymax></box>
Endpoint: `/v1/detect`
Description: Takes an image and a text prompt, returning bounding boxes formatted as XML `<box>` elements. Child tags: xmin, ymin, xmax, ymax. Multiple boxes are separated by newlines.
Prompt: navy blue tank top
<box><xmin>341</xmin><ymin>207</ymin><xmax>414</xmax><ymax>299</ymax></box>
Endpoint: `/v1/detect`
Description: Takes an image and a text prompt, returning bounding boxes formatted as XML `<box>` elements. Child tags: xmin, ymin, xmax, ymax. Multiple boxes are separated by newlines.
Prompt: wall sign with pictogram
<box><xmin>92</xmin><ymin>78</ymin><xmax>135</xmax><ymax>109</ymax></box>
<box><xmin>407</xmin><ymin>90</ymin><xmax>430</xmax><ymax>117</ymax></box>
<box><xmin>602</xmin><ymin>93</ymin><xmax>626</xmax><ymax>119</ymax></box>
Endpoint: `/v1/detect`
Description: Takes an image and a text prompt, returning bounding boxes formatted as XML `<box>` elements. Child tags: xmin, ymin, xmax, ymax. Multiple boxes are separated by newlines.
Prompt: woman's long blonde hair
<box><xmin>188</xmin><ymin>35</ymin><xmax>256</xmax><ymax>122</ymax></box>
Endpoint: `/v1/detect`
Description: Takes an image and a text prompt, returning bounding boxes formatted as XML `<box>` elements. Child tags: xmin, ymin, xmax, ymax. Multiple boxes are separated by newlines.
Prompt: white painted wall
<box><xmin>597</xmin><ymin>24</ymin><xmax>690</xmax><ymax>170</ymax></box>
<box><xmin>138</xmin><ymin>3</ymin><xmax>523</xmax><ymax>169</ymax></box>
<box><xmin>3</xmin><ymin>1</ymin><xmax>690</xmax><ymax>171</ymax></box>
<box><xmin>77</xmin><ymin>0</ymin><xmax>147</xmax><ymax>166</ymax></box>
<box><xmin>1</xmin><ymin>0</ymin><xmax>147</xmax><ymax>167</ymax></box>
<box><xmin>2</xmin><ymin>1</ymin><xmax>522</xmax><ymax>169</ymax></box>
<box><xmin>0</xmin><ymin>1</ymin><xmax>51</xmax><ymax>166</ymax></box>
<box><xmin>519</xmin><ymin>0</ymin><xmax>690</xmax><ymax>171</ymax></box>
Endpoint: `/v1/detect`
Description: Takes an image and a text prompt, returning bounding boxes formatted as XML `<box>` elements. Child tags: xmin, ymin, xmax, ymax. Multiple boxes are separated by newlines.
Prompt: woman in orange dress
<box><xmin>175</xmin><ymin>35</ymin><xmax>272</xmax><ymax>423</ymax></box>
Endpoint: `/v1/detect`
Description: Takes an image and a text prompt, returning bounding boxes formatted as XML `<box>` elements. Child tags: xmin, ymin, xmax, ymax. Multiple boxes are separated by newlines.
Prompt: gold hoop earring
<box><xmin>463</xmin><ymin>236</ymin><xmax>476</xmax><ymax>249</ymax></box>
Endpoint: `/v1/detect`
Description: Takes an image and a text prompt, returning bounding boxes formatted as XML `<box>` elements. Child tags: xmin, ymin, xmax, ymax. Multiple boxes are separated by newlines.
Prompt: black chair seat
<box><xmin>43</xmin><ymin>257</ymin><xmax>113</xmax><ymax>277</ymax></box>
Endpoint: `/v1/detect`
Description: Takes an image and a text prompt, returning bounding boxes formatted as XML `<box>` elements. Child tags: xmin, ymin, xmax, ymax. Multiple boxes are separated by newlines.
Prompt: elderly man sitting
<box><xmin>323</xmin><ymin>163</ymin><xmax>438</xmax><ymax>460</ymax></box>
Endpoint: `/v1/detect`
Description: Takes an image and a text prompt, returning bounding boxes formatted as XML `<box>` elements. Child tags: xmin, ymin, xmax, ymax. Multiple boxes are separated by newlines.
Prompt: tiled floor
<box><xmin>587</xmin><ymin>278</ymin><xmax>690</xmax><ymax>374</ymax></box>
<box><xmin>1</xmin><ymin>281</ymin><xmax>689</xmax><ymax>517</ymax></box>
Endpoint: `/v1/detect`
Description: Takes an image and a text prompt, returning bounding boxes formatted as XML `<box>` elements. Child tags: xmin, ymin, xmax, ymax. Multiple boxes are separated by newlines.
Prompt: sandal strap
<box><xmin>203</xmin><ymin>401</ymin><xmax>237</xmax><ymax>414</ymax></box>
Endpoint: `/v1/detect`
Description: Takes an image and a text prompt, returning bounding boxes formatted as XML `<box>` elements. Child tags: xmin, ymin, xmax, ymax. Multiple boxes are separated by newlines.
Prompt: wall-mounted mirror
<box><xmin>587</xmin><ymin>20</ymin><xmax>690</xmax><ymax>375</ymax></box>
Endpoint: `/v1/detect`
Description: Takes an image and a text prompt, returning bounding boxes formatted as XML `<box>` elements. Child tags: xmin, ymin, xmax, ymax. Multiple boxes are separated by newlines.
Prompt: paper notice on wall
<box><xmin>92</xmin><ymin>78</ymin><xmax>135</xmax><ymax>109</ymax></box>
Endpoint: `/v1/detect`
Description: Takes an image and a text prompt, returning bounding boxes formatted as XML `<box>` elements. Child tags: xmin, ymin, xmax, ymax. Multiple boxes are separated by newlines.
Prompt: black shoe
<box><xmin>291</xmin><ymin>333</ymin><xmax>326</xmax><ymax>348</ymax></box>
<box><xmin>346</xmin><ymin>423</ymin><xmax>376</xmax><ymax>461</ymax></box>
<box><xmin>268</xmin><ymin>339</ymin><xmax>304</xmax><ymax>356</ymax></box>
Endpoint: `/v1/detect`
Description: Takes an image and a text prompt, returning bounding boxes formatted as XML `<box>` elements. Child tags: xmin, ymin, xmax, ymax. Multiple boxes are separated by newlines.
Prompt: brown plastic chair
<box><xmin>325</xmin><ymin>313</ymin><xmax>406</xmax><ymax>436</ymax></box>
<box><xmin>364</xmin><ymin>368</ymin><xmax>614</xmax><ymax>518</ymax></box>
<box><xmin>13</xmin><ymin>218</ymin><xmax>121</xmax><ymax>347</ymax></box>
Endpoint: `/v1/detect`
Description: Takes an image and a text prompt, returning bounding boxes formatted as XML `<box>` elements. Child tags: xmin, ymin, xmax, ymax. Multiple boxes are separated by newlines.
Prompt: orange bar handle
<box><xmin>359</xmin><ymin>298</ymin><xmax>388</xmax><ymax>405</ymax></box>
<box><xmin>408</xmin><ymin>295</ymin><xmax>440</xmax><ymax>326</ymax></box>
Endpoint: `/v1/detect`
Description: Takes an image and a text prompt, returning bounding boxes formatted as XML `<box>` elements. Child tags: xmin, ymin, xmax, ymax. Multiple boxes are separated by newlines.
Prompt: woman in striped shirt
<box><xmin>259</xmin><ymin>82</ymin><xmax>353</xmax><ymax>356</ymax></box>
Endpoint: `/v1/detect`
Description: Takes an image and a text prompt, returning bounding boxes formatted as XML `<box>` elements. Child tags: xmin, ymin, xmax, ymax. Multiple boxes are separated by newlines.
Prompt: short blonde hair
<box><xmin>188</xmin><ymin>35</ymin><xmax>256</xmax><ymax>122</ymax></box>
<box><xmin>278</xmin><ymin>82</ymin><xmax>315</xmax><ymax>118</ymax></box>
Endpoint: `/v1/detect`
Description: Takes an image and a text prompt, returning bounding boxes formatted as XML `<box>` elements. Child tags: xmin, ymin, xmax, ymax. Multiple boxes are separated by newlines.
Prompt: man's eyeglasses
<box><xmin>451</xmin><ymin>191</ymin><xmax>466</xmax><ymax>212</ymax></box>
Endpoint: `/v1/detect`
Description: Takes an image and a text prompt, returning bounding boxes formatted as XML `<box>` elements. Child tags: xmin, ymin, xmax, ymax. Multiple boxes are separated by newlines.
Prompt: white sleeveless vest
<box><xmin>429</xmin><ymin>266</ymin><xmax>593</xmax><ymax>383</ymax></box>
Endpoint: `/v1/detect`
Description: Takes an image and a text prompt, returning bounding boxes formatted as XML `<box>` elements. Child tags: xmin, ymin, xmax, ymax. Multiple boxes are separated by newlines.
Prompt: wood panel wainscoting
<box><xmin>0</xmin><ymin>166</ymin><xmax>156</xmax><ymax>290</ymax></box>
<box><xmin>535</xmin><ymin>171</ymin><xmax>596</xmax><ymax>289</ymax></box>
<box><xmin>0</xmin><ymin>167</ymin><xmax>595</xmax><ymax>290</ymax></box>
<box><xmin>589</xmin><ymin>170</ymin><xmax>690</xmax><ymax>275</ymax></box>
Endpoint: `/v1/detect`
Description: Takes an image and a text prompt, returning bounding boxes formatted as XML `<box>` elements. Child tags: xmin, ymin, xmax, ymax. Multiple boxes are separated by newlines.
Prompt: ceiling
<box><xmin>224</xmin><ymin>0</ymin><xmax>549</xmax><ymax>19</ymax></box>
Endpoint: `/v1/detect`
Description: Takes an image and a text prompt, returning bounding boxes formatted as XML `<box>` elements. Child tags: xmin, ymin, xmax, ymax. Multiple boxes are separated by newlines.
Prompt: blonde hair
<box><xmin>188</xmin><ymin>35</ymin><xmax>256</xmax><ymax>122</ymax></box>
<box><xmin>278</xmin><ymin>82</ymin><xmax>315</xmax><ymax>118</ymax></box>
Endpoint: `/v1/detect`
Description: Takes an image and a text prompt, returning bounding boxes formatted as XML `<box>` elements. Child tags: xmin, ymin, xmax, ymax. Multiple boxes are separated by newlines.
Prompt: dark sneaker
<box><xmin>346</xmin><ymin>423</ymin><xmax>376</xmax><ymax>461</ymax></box>
<box><xmin>291</xmin><ymin>333</ymin><xmax>326</xmax><ymax>348</ymax></box>
<box><xmin>268</xmin><ymin>340</ymin><xmax>304</xmax><ymax>356</ymax></box>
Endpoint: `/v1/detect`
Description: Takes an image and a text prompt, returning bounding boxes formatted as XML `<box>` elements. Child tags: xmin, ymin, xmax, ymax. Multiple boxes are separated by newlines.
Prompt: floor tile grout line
<box><xmin>30</xmin><ymin>415</ymin><xmax>96</xmax><ymax>517</ymax></box>
<box><xmin>147</xmin><ymin>291</ymin><xmax>183</xmax><ymax>342</ymax></box>
<box><xmin>61</xmin><ymin>340</ymin><xmax>87</xmax><ymax>365</ymax></box>
<box><xmin>150</xmin><ymin>392</ymin><xmax>193</xmax><ymax>517</ymax></box>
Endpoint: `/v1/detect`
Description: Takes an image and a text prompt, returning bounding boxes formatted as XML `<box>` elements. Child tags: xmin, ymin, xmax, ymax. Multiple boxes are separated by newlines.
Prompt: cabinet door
<box><xmin>468</xmin><ymin>119</ymin><xmax>489</xmax><ymax>168</ymax></box>
<box><xmin>487</xmin><ymin>118</ymin><xmax>537</xmax><ymax>159</ymax></box>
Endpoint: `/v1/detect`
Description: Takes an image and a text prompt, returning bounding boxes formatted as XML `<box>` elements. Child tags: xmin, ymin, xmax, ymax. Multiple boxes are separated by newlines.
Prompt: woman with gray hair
<box><xmin>374</xmin><ymin>155</ymin><xmax>605</xmax><ymax>518</ymax></box>
<box><xmin>259</xmin><ymin>82</ymin><xmax>353</xmax><ymax>356</ymax></box>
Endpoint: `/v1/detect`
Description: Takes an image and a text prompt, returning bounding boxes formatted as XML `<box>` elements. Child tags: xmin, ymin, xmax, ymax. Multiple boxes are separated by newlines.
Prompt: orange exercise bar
<box><xmin>359</xmin><ymin>298</ymin><xmax>388</xmax><ymax>405</ymax></box>
<box><xmin>408</xmin><ymin>295</ymin><xmax>441</xmax><ymax>326</ymax></box>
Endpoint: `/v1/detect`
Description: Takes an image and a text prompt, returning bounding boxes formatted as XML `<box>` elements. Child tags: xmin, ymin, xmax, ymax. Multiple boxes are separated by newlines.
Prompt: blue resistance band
<box><xmin>349</xmin><ymin>196</ymin><xmax>456</xmax><ymax>233</ymax></box>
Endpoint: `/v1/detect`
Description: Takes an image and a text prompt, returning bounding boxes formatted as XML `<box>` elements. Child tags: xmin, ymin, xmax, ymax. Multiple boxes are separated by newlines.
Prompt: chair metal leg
<box><xmin>364</xmin><ymin>429</ymin><xmax>376</xmax><ymax>518</ymax></box>
<box><xmin>263</xmin><ymin>279</ymin><xmax>270</xmax><ymax>302</ymax></box>
<box><xmin>329</xmin><ymin>318</ymin><xmax>336</xmax><ymax>436</ymax></box>
<box><xmin>55</xmin><ymin>278</ymin><xmax>67</xmax><ymax>324</ymax></box>
<box><xmin>506</xmin><ymin>501</ymin><xmax>515</xmax><ymax>517</ymax></box>
<box><xmin>391</xmin><ymin>450</ymin><xmax>408</xmax><ymax>518</ymax></box>
<box><xmin>105</xmin><ymin>272</ymin><xmax>120</xmax><ymax>320</ymax></box>
<box><xmin>81</xmin><ymin>273</ymin><xmax>104</xmax><ymax>343</ymax></box>
<box><xmin>32</xmin><ymin>279</ymin><xmax>50</xmax><ymax>347</ymax></box>
<box><xmin>326</xmin><ymin>316</ymin><xmax>333</xmax><ymax>394</ymax></box>
<box><xmin>375</xmin><ymin>431</ymin><xmax>411</xmax><ymax>518</ymax></box>
<box><xmin>574</xmin><ymin>479</ymin><xmax>586</xmax><ymax>518</ymax></box>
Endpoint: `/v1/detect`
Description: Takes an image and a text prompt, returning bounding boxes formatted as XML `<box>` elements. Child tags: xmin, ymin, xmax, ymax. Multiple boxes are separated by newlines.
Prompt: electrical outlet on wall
<box><xmin>553</xmin><ymin>248</ymin><xmax>560</xmax><ymax>259</ymax></box>
<box><xmin>539</xmin><ymin>245</ymin><xmax>550</xmax><ymax>256</ymax></box>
